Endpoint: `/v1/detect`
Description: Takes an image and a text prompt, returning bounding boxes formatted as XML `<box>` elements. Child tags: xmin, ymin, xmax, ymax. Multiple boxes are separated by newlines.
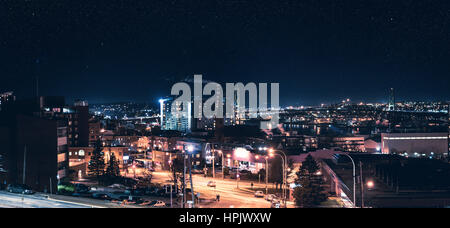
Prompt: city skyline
<box><xmin>1</xmin><ymin>1</ymin><xmax>450</xmax><ymax>105</ymax></box>
<box><xmin>0</xmin><ymin>1</ymin><xmax>449</xmax><ymax>211</ymax></box>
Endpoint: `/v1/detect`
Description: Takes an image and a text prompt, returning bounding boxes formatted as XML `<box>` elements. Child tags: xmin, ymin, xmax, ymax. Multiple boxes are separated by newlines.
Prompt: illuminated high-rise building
<box><xmin>160</xmin><ymin>97</ymin><xmax>192</xmax><ymax>133</ymax></box>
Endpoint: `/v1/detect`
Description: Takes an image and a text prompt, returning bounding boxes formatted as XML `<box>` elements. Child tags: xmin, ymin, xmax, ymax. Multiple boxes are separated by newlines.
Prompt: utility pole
<box><xmin>212</xmin><ymin>149</ymin><xmax>215</xmax><ymax>179</ymax></box>
<box><xmin>49</xmin><ymin>177</ymin><xmax>53</xmax><ymax>195</ymax></box>
<box><xmin>360</xmin><ymin>161</ymin><xmax>365</xmax><ymax>208</ymax></box>
<box><xmin>170</xmin><ymin>183</ymin><xmax>173</xmax><ymax>208</ymax></box>
<box><xmin>265</xmin><ymin>158</ymin><xmax>268</xmax><ymax>195</ymax></box>
<box><xmin>183</xmin><ymin>153</ymin><xmax>186</xmax><ymax>208</ymax></box>
<box><xmin>222</xmin><ymin>152</ymin><xmax>225</xmax><ymax>180</ymax></box>
<box><xmin>188</xmin><ymin>154</ymin><xmax>195</xmax><ymax>208</ymax></box>
<box><xmin>342</xmin><ymin>154</ymin><xmax>357</xmax><ymax>207</ymax></box>
<box><xmin>236</xmin><ymin>161</ymin><xmax>240</xmax><ymax>189</ymax></box>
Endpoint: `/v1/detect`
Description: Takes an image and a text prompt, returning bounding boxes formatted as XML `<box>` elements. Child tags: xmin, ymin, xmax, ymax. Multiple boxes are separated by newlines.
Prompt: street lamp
<box><xmin>366</xmin><ymin>180</ymin><xmax>374</xmax><ymax>189</ymax></box>
<box><xmin>216</xmin><ymin>150</ymin><xmax>224</xmax><ymax>179</ymax></box>
<box><xmin>255</xmin><ymin>155</ymin><xmax>260</xmax><ymax>184</ymax></box>
<box><xmin>185</xmin><ymin>145</ymin><xmax>195</xmax><ymax>208</ymax></box>
<box><xmin>211</xmin><ymin>148</ymin><xmax>216</xmax><ymax>179</ymax></box>
<box><xmin>341</xmin><ymin>153</ymin><xmax>356</xmax><ymax>208</ymax></box>
<box><xmin>269</xmin><ymin>149</ymin><xmax>288</xmax><ymax>203</ymax></box>
<box><xmin>268</xmin><ymin>150</ymin><xmax>287</xmax><ymax>206</ymax></box>
<box><xmin>258</xmin><ymin>147</ymin><xmax>271</xmax><ymax>194</ymax></box>
<box><xmin>264</xmin><ymin>156</ymin><xmax>269</xmax><ymax>195</ymax></box>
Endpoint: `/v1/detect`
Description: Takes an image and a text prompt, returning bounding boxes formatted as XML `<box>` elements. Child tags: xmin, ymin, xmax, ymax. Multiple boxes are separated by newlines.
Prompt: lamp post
<box><xmin>265</xmin><ymin>156</ymin><xmax>269</xmax><ymax>195</ymax></box>
<box><xmin>186</xmin><ymin>145</ymin><xmax>195</xmax><ymax>208</ymax></box>
<box><xmin>217</xmin><ymin>150</ymin><xmax>224</xmax><ymax>179</ymax></box>
<box><xmin>269</xmin><ymin>151</ymin><xmax>286</xmax><ymax>206</ymax></box>
<box><xmin>269</xmin><ymin>148</ymin><xmax>288</xmax><ymax>206</ymax></box>
<box><xmin>226</xmin><ymin>153</ymin><xmax>231</xmax><ymax>179</ymax></box>
<box><xmin>183</xmin><ymin>152</ymin><xmax>186</xmax><ymax>208</ymax></box>
<box><xmin>236</xmin><ymin>159</ymin><xmax>240</xmax><ymax>189</ymax></box>
<box><xmin>341</xmin><ymin>153</ymin><xmax>356</xmax><ymax>208</ymax></box>
<box><xmin>256</xmin><ymin>155</ymin><xmax>268</xmax><ymax>194</ymax></box>
<box><xmin>212</xmin><ymin>149</ymin><xmax>215</xmax><ymax>179</ymax></box>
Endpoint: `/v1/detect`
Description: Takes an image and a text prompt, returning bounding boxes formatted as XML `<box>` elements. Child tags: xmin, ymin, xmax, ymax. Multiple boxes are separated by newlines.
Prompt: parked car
<box><xmin>270</xmin><ymin>200</ymin><xmax>281</xmax><ymax>208</ymax></box>
<box><xmin>7</xmin><ymin>184</ymin><xmax>34</xmax><ymax>194</ymax></box>
<box><xmin>254</xmin><ymin>191</ymin><xmax>264</xmax><ymax>198</ymax></box>
<box><xmin>74</xmin><ymin>184</ymin><xmax>90</xmax><ymax>194</ymax></box>
<box><xmin>265</xmin><ymin>194</ymin><xmax>277</xmax><ymax>202</ymax></box>
<box><xmin>57</xmin><ymin>182</ymin><xmax>75</xmax><ymax>194</ymax></box>
<box><xmin>58</xmin><ymin>183</ymin><xmax>90</xmax><ymax>195</ymax></box>
<box><xmin>207</xmin><ymin>181</ymin><xmax>216</xmax><ymax>187</ymax></box>
<box><xmin>240</xmin><ymin>170</ymin><xmax>251</xmax><ymax>174</ymax></box>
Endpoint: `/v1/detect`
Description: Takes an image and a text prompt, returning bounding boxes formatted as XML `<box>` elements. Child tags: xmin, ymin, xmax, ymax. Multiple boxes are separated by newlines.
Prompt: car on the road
<box><xmin>147</xmin><ymin>200</ymin><xmax>166</xmax><ymax>207</ymax></box>
<box><xmin>207</xmin><ymin>181</ymin><xmax>216</xmax><ymax>187</ymax></box>
<box><xmin>138</xmin><ymin>200</ymin><xmax>153</xmax><ymax>206</ymax></box>
<box><xmin>265</xmin><ymin>194</ymin><xmax>277</xmax><ymax>202</ymax></box>
<box><xmin>254</xmin><ymin>191</ymin><xmax>264</xmax><ymax>198</ymax></box>
<box><xmin>6</xmin><ymin>184</ymin><xmax>34</xmax><ymax>194</ymax></box>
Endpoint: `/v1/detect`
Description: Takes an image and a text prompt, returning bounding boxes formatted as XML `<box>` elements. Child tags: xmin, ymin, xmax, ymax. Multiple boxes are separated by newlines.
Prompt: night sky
<box><xmin>1</xmin><ymin>0</ymin><xmax>449</xmax><ymax>106</ymax></box>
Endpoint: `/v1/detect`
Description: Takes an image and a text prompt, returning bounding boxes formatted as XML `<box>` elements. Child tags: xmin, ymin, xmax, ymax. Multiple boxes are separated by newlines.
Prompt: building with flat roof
<box><xmin>332</xmin><ymin>136</ymin><xmax>367</xmax><ymax>152</ymax></box>
<box><xmin>0</xmin><ymin>114</ymin><xmax>61</xmax><ymax>192</ymax></box>
<box><xmin>381</xmin><ymin>132</ymin><xmax>448</xmax><ymax>158</ymax></box>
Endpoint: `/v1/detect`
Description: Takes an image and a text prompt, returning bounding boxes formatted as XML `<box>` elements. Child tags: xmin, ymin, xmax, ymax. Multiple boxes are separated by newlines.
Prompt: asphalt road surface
<box><xmin>0</xmin><ymin>191</ymin><xmax>96</xmax><ymax>208</ymax></box>
<box><xmin>152</xmin><ymin>171</ymin><xmax>272</xmax><ymax>208</ymax></box>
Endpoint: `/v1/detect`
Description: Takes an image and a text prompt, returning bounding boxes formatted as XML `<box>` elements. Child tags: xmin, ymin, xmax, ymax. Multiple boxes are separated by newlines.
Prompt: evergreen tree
<box><xmin>269</xmin><ymin>156</ymin><xmax>284</xmax><ymax>189</ymax></box>
<box><xmin>301</xmin><ymin>155</ymin><xmax>320</xmax><ymax>174</ymax></box>
<box><xmin>257</xmin><ymin>168</ymin><xmax>266</xmax><ymax>180</ymax></box>
<box><xmin>88</xmin><ymin>140</ymin><xmax>105</xmax><ymax>180</ymax></box>
<box><xmin>293</xmin><ymin>155</ymin><xmax>327</xmax><ymax>208</ymax></box>
<box><xmin>105</xmin><ymin>152</ymin><xmax>121</xmax><ymax>178</ymax></box>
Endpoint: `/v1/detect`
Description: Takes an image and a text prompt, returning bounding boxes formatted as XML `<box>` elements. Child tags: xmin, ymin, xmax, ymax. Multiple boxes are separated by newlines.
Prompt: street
<box><xmin>151</xmin><ymin>171</ymin><xmax>275</xmax><ymax>208</ymax></box>
<box><xmin>0</xmin><ymin>191</ymin><xmax>96</xmax><ymax>208</ymax></box>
